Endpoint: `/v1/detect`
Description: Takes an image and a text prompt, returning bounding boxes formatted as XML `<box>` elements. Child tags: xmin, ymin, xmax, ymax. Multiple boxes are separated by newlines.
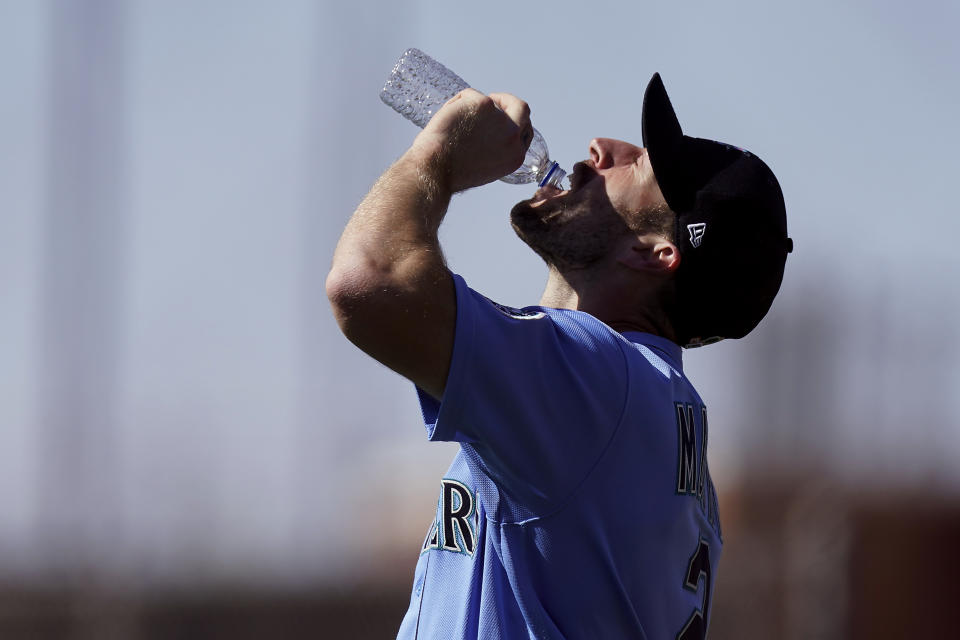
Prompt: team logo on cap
<box><xmin>687</xmin><ymin>223</ymin><xmax>707</xmax><ymax>248</ymax></box>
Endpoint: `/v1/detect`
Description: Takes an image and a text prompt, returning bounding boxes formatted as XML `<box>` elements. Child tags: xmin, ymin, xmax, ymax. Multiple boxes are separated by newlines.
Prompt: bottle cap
<box><xmin>538</xmin><ymin>162</ymin><xmax>567</xmax><ymax>189</ymax></box>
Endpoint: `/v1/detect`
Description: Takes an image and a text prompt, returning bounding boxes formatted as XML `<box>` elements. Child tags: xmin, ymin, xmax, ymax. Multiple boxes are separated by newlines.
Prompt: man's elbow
<box><xmin>326</xmin><ymin>251</ymin><xmax>450</xmax><ymax>352</ymax></box>
<box><xmin>326</xmin><ymin>263</ymin><xmax>374</xmax><ymax>340</ymax></box>
<box><xmin>325</xmin><ymin>259</ymin><xmax>408</xmax><ymax>345</ymax></box>
<box><xmin>326</xmin><ymin>257</ymin><xmax>454</xmax><ymax>398</ymax></box>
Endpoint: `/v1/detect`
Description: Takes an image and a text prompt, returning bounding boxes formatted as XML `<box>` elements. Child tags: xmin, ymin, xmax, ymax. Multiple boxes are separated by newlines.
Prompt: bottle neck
<box><xmin>538</xmin><ymin>162</ymin><xmax>567</xmax><ymax>189</ymax></box>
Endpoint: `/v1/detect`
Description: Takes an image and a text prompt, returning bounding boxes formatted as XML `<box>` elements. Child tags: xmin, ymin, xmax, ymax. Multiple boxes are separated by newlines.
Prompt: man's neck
<box><xmin>538</xmin><ymin>268</ymin><xmax>580</xmax><ymax>309</ymax></box>
<box><xmin>537</xmin><ymin>266</ymin><xmax>677</xmax><ymax>343</ymax></box>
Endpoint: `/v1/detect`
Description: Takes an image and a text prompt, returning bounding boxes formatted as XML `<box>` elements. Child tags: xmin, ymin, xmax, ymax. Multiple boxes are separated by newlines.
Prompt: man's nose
<box><xmin>589</xmin><ymin>138</ymin><xmax>640</xmax><ymax>170</ymax></box>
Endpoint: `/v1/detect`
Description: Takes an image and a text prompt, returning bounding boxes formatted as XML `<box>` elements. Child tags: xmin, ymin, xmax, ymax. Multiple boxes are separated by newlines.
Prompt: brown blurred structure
<box><xmin>1</xmin><ymin>477</ymin><xmax>956</xmax><ymax>639</ymax></box>
<box><xmin>0</xmin><ymin>586</ymin><xmax>407</xmax><ymax>640</ymax></box>
<box><xmin>713</xmin><ymin>477</ymin><xmax>960</xmax><ymax>640</ymax></box>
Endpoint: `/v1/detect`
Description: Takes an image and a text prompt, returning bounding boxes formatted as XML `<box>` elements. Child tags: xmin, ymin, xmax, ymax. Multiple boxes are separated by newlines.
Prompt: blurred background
<box><xmin>2</xmin><ymin>0</ymin><xmax>958</xmax><ymax>637</ymax></box>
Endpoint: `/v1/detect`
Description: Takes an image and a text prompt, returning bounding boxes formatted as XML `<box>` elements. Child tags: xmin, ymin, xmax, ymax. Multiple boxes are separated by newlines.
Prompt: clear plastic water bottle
<box><xmin>380</xmin><ymin>48</ymin><xmax>567</xmax><ymax>189</ymax></box>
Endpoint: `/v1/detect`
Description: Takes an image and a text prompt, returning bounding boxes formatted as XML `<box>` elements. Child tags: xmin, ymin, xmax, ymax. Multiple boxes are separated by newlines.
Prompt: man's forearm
<box><xmin>330</xmin><ymin>144</ymin><xmax>451</xmax><ymax>285</ymax></box>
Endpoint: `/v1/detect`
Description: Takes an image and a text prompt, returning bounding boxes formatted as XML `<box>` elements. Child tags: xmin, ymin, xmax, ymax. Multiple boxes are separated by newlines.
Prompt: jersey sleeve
<box><xmin>417</xmin><ymin>273</ymin><xmax>629</xmax><ymax>511</ymax></box>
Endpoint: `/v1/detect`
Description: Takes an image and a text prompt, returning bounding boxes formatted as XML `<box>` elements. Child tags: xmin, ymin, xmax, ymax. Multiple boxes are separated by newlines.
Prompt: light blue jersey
<box><xmin>398</xmin><ymin>274</ymin><xmax>722</xmax><ymax>639</ymax></box>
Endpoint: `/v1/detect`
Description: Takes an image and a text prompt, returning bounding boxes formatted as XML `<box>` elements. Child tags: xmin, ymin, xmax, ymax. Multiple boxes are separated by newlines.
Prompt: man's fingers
<box><xmin>417</xmin><ymin>90</ymin><xmax>534</xmax><ymax>191</ymax></box>
<box><xmin>446</xmin><ymin>87</ymin><xmax>482</xmax><ymax>106</ymax></box>
<box><xmin>520</xmin><ymin>124</ymin><xmax>534</xmax><ymax>149</ymax></box>
<box><xmin>488</xmin><ymin>92</ymin><xmax>531</xmax><ymax>131</ymax></box>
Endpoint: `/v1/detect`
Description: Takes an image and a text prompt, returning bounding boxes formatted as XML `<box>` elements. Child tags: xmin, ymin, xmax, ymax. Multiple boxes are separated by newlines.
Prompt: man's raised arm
<box><xmin>325</xmin><ymin>89</ymin><xmax>532</xmax><ymax>400</ymax></box>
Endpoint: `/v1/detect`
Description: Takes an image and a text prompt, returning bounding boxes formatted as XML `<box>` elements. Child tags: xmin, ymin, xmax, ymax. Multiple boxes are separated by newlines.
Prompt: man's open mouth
<box><xmin>531</xmin><ymin>183</ymin><xmax>569</xmax><ymax>206</ymax></box>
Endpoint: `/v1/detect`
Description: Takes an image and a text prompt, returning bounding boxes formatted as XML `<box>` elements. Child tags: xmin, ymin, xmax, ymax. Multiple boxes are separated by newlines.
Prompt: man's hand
<box><xmin>410</xmin><ymin>89</ymin><xmax>533</xmax><ymax>193</ymax></box>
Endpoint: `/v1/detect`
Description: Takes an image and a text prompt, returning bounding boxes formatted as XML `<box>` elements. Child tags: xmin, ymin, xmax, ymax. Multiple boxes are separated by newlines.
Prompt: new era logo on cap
<box><xmin>687</xmin><ymin>223</ymin><xmax>706</xmax><ymax>248</ymax></box>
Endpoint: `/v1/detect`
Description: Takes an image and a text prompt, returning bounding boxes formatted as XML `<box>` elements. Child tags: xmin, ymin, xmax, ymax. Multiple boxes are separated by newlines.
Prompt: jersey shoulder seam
<box><xmin>496</xmin><ymin>325</ymin><xmax>633</xmax><ymax>526</ymax></box>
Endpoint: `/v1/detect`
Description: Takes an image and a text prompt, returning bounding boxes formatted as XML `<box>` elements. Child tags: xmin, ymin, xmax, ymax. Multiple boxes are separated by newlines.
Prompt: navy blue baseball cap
<box><xmin>641</xmin><ymin>73</ymin><xmax>793</xmax><ymax>348</ymax></box>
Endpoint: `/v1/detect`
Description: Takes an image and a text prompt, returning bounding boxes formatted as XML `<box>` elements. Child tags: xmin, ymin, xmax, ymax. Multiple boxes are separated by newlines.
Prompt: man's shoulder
<box><xmin>455</xmin><ymin>277</ymin><xmax>629</xmax><ymax>370</ymax></box>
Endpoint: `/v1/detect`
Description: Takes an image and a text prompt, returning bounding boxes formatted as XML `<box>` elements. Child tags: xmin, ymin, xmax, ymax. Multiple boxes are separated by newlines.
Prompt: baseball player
<box><xmin>327</xmin><ymin>73</ymin><xmax>791</xmax><ymax>638</ymax></box>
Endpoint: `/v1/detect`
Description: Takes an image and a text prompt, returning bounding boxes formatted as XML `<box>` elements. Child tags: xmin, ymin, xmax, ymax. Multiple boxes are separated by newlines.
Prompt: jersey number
<box><xmin>676</xmin><ymin>539</ymin><xmax>712</xmax><ymax>640</ymax></box>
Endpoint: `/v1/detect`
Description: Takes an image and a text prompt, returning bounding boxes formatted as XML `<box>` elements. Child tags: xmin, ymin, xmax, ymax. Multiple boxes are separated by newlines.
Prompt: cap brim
<box><xmin>642</xmin><ymin>73</ymin><xmax>691</xmax><ymax>212</ymax></box>
<box><xmin>642</xmin><ymin>73</ymin><xmax>683</xmax><ymax>150</ymax></box>
<box><xmin>642</xmin><ymin>73</ymin><xmax>756</xmax><ymax>214</ymax></box>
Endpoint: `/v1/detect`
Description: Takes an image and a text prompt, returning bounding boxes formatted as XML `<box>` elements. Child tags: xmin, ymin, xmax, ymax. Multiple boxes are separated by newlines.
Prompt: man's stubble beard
<box><xmin>510</xmin><ymin>193</ymin><xmax>630</xmax><ymax>272</ymax></box>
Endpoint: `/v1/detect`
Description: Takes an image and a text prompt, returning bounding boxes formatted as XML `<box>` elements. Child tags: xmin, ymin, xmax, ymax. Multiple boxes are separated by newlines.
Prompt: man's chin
<box><xmin>511</xmin><ymin>187</ymin><xmax>568</xmax><ymax>224</ymax></box>
<box><xmin>510</xmin><ymin>194</ymin><xmax>569</xmax><ymax>267</ymax></box>
<box><xmin>510</xmin><ymin>198</ymin><xmax>553</xmax><ymax>233</ymax></box>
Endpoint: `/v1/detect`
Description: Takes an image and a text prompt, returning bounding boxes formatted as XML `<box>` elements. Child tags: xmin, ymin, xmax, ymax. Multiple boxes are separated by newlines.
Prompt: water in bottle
<box><xmin>380</xmin><ymin>48</ymin><xmax>567</xmax><ymax>189</ymax></box>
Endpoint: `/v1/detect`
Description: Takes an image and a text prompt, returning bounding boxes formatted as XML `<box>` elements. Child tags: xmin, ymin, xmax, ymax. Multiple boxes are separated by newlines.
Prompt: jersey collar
<box><xmin>620</xmin><ymin>331</ymin><xmax>684</xmax><ymax>373</ymax></box>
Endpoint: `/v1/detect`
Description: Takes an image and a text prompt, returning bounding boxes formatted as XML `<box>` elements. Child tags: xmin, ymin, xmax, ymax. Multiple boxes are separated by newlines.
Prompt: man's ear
<box><xmin>616</xmin><ymin>234</ymin><xmax>680</xmax><ymax>275</ymax></box>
